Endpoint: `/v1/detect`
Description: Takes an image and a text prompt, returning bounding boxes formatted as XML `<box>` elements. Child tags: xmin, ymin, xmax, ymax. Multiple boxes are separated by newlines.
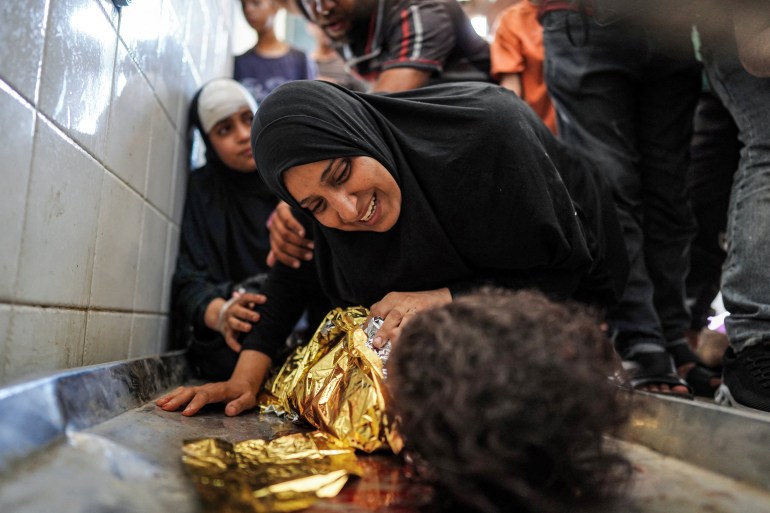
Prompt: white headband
<box><xmin>197</xmin><ymin>79</ymin><xmax>257</xmax><ymax>134</ymax></box>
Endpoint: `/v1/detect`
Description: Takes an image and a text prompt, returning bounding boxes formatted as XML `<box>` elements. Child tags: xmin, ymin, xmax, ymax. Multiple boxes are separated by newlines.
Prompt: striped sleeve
<box><xmin>381</xmin><ymin>2</ymin><xmax>455</xmax><ymax>72</ymax></box>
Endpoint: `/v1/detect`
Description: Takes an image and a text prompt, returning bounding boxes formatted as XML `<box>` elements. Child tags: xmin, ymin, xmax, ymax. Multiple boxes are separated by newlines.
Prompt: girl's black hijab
<box><xmin>252</xmin><ymin>80</ymin><xmax>598</xmax><ymax>306</ymax></box>
<box><xmin>181</xmin><ymin>85</ymin><xmax>276</xmax><ymax>284</ymax></box>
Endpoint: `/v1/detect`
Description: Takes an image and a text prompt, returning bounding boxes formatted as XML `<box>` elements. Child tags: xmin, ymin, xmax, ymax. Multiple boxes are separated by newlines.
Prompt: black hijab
<box><xmin>252</xmin><ymin>80</ymin><xmax>625</xmax><ymax>306</ymax></box>
<box><xmin>178</xmin><ymin>87</ymin><xmax>277</xmax><ymax>288</ymax></box>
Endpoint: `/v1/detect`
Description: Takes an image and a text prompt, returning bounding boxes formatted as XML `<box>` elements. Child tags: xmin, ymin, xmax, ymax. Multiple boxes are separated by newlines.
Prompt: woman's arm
<box><xmin>156</xmin><ymin>349</ymin><xmax>271</xmax><ymax>416</ymax></box>
<box><xmin>158</xmin><ymin>258</ymin><xmax>330</xmax><ymax>416</ymax></box>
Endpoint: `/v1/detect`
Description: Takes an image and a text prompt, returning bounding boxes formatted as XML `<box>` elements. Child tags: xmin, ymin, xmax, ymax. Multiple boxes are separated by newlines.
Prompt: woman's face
<box><xmin>283</xmin><ymin>156</ymin><xmax>401</xmax><ymax>232</ymax></box>
<box><xmin>207</xmin><ymin>107</ymin><xmax>256</xmax><ymax>173</ymax></box>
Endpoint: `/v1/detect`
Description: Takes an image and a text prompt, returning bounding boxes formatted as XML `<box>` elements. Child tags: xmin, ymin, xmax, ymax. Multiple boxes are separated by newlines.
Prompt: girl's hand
<box><xmin>217</xmin><ymin>292</ymin><xmax>266</xmax><ymax>351</ymax></box>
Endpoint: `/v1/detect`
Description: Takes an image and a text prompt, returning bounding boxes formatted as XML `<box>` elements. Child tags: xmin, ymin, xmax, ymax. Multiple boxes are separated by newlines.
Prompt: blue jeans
<box><xmin>542</xmin><ymin>12</ymin><xmax>701</xmax><ymax>358</ymax></box>
<box><xmin>701</xmin><ymin>31</ymin><xmax>770</xmax><ymax>352</ymax></box>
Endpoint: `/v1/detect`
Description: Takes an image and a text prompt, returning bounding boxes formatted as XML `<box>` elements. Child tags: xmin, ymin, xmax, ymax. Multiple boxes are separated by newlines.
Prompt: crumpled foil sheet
<box><xmin>182</xmin><ymin>431</ymin><xmax>363</xmax><ymax>513</ymax></box>
<box><xmin>259</xmin><ymin>307</ymin><xmax>403</xmax><ymax>454</ymax></box>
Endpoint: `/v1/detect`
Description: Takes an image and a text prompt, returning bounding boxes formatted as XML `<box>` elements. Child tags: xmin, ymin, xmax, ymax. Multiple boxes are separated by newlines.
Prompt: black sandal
<box><xmin>667</xmin><ymin>343</ymin><xmax>721</xmax><ymax>397</ymax></box>
<box><xmin>622</xmin><ymin>351</ymin><xmax>694</xmax><ymax>399</ymax></box>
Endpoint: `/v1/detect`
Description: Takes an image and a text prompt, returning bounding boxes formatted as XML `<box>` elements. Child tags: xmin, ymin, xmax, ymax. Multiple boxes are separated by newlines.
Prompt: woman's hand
<box><xmin>155</xmin><ymin>379</ymin><xmax>258</xmax><ymax>417</ymax></box>
<box><xmin>266</xmin><ymin>201</ymin><xmax>315</xmax><ymax>268</ymax></box>
<box><xmin>155</xmin><ymin>350</ymin><xmax>271</xmax><ymax>416</ymax></box>
<box><xmin>368</xmin><ymin>288</ymin><xmax>452</xmax><ymax>348</ymax></box>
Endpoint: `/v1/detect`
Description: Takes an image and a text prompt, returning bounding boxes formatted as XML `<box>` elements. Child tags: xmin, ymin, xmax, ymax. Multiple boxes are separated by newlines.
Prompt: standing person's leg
<box><xmin>634</xmin><ymin>32</ymin><xmax>709</xmax><ymax>392</ymax></box>
<box><xmin>685</xmin><ymin>91</ymin><xmax>739</xmax><ymax>335</ymax></box>
<box><xmin>542</xmin><ymin>12</ymin><xmax>688</xmax><ymax>394</ymax></box>
<box><xmin>703</xmin><ymin>35</ymin><xmax>770</xmax><ymax>412</ymax></box>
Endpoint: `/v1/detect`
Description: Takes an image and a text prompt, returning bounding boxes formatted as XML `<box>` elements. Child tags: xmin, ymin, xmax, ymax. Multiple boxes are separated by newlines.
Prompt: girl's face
<box><xmin>283</xmin><ymin>156</ymin><xmax>401</xmax><ymax>232</ymax></box>
<box><xmin>207</xmin><ymin>107</ymin><xmax>256</xmax><ymax>173</ymax></box>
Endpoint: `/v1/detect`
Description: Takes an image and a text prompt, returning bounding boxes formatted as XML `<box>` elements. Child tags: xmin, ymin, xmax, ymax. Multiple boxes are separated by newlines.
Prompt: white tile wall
<box><xmin>0</xmin><ymin>0</ymin><xmax>235</xmax><ymax>387</ymax></box>
<box><xmin>90</xmin><ymin>172</ymin><xmax>144</xmax><ymax>310</ymax></box>
<box><xmin>4</xmin><ymin>305</ymin><xmax>87</xmax><ymax>384</ymax></box>
<box><xmin>0</xmin><ymin>85</ymin><xmax>35</xmax><ymax>301</ymax></box>
<box><xmin>135</xmin><ymin>204</ymin><xmax>168</xmax><ymax>313</ymax></box>
<box><xmin>146</xmin><ymin>100</ymin><xmax>177</xmax><ymax>216</ymax></box>
<box><xmin>130</xmin><ymin>313</ymin><xmax>163</xmax><ymax>357</ymax></box>
<box><xmin>105</xmin><ymin>43</ymin><xmax>154</xmax><ymax>194</ymax></box>
<box><xmin>83</xmin><ymin>310</ymin><xmax>132</xmax><ymax>365</ymax></box>
<box><xmin>0</xmin><ymin>0</ymin><xmax>48</xmax><ymax>104</ymax></box>
<box><xmin>16</xmin><ymin>118</ymin><xmax>103</xmax><ymax>307</ymax></box>
<box><xmin>37</xmin><ymin>0</ymin><xmax>118</xmax><ymax>161</ymax></box>
<box><xmin>154</xmin><ymin>1</ymin><xmax>187</xmax><ymax>129</ymax></box>
<box><xmin>118</xmin><ymin>0</ymin><xmax>162</xmax><ymax>76</ymax></box>
<box><xmin>0</xmin><ymin>304</ymin><xmax>11</xmax><ymax>384</ymax></box>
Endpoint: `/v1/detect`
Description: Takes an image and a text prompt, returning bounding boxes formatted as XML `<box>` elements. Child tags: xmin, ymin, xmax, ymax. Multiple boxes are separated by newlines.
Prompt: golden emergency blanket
<box><xmin>260</xmin><ymin>306</ymin><xmax>403</xmax><ymax>454</ymax></box>
<box><xmin>182</xmin><ymin>431</ymin><xmax>363</xmax><ymax>513</ymax></box>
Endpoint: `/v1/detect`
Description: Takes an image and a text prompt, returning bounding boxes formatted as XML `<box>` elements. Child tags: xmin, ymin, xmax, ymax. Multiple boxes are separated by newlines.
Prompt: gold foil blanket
<box><xmin>182</xmin><ymin>307</ymin><xmax>403</xmax><ymax>512</ymax></box>
<box><xmin>182</xmin><ymin>431</ymin><xmax>363</xmax><ymax>512</ymax></box>
<box><xmin>260</xmin><ymin>306</ymin><xmax>402</xmax><ymax>454</ymax></box>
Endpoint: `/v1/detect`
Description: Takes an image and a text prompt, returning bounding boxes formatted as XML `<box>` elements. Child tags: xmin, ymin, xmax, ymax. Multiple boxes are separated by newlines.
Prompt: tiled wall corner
<box><xmin>135</xmin><ymin>204</ymin><xmax>168</xmax><ymax>313</ymax></box>
<box><xmin>0</xmin><ymin>0</ymin><xmax>235</xmax><ymax>386</ymax></box>
<box><xmin>130</xmin><ymin>313</ymin><xmax>163</xmax><ymax>358</ymax></box>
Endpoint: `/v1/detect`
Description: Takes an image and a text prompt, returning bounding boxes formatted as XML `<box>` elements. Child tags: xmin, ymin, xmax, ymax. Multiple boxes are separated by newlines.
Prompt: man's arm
<box><xmin>371</xmin><ymin>67</ymin><xmax>432</xmax><ymax>92</ymax></box>
<box><xmin>498</xmin><ymin>73</ymin><xmax>523</xmax><ymax>97</ymax></box>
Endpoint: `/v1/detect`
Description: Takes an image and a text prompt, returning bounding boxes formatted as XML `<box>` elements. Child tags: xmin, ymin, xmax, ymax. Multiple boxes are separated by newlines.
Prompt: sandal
<box><xmin>667</xmin><ymin>343</ymin><xmax>721</xmax><ymax>398</ymax></box>
<box><xmin>622</xmin><ymin>350</ymin><xmax>694</xmax><ymax>399</ymax></box>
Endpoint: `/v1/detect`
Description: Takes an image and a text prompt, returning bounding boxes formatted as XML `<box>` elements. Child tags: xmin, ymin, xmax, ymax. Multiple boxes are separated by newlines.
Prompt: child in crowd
<box><xmin>389</xmin><ymin>288</ymin><xmax>631</xmax><ymax>513</ymax></box>
<box><xmin>234</xmin><ymin>0</ymin><xmax>317</xmax><ymax>103</ymax></box>
<box><xmin>490</xmin><ymin>0</ymin><xmax>556</xmax><ymax>133</ymax></box>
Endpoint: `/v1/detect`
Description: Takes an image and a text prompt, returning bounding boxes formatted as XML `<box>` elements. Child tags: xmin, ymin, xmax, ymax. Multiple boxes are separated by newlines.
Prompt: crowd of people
<box><xmin>159</xmin><ymin>0</ymin><xmax>770</xmax><ymax>511</ymax></box>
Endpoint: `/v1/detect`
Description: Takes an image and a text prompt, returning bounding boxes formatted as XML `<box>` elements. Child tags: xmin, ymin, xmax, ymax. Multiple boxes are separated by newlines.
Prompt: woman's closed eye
<box><xmin>332</xmin><ymin>158</ymin><xmax>351</xmax><ymax>185</ymax></box>
<box><xmin>308</xmin><ymin>198</ymin><xmax>326</xmax><ymax>214</ymax></box>
<box><xmin>304</xmin><ymin>158</ymin><xmax>352</xmax><ymax>214</ymax></box>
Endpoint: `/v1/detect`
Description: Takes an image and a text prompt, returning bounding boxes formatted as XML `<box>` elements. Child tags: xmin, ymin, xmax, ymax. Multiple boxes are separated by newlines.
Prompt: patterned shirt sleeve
<box><xmin>380</xmin><ymin>1</ymin><xmax>456</xmax><ymax>73</ymax></box>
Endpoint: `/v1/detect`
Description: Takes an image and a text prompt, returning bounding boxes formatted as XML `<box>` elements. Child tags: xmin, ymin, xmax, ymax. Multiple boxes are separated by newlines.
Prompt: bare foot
<box><xmin>637</xmin><ymin>383</ymin><xmax>691</xmax><ymax>395</ymax></box>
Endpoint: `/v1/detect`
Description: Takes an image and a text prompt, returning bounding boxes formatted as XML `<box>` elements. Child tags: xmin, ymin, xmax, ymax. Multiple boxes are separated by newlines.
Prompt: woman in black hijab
<box><xmin>158</xmin><ymin>80</ymin><xmax>629</xmax><ymax>416</ymax></box>
<box><xmin>172</xmin><ymin>79</ymin><xmax>287</xmax><ymax>381</ymax></box>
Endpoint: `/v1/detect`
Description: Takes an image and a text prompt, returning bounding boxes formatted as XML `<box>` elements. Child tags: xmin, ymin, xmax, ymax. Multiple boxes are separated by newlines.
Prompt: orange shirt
<box><xmin>491</xmin><ymin>1</ymin><xmax>557</xmax><ymax>134</ymax></box>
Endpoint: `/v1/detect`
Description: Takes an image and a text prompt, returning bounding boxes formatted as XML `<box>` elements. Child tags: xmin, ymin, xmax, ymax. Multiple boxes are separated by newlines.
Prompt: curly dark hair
<box><xmin>388</xmin><ymin>288</ymin><xmax>631</xmax><ymax>513</ymax></box>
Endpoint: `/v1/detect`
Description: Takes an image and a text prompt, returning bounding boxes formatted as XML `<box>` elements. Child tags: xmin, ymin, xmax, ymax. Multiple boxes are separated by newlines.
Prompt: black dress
<box><xmin>242</xmin><ymin>80</ymin><xmax>629</xmax><ymax>360</ymax></box>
